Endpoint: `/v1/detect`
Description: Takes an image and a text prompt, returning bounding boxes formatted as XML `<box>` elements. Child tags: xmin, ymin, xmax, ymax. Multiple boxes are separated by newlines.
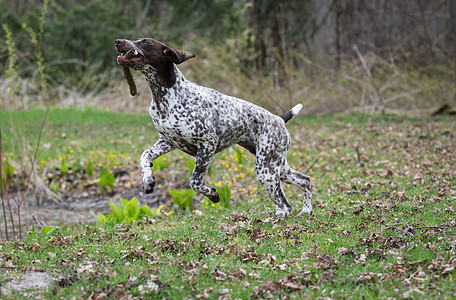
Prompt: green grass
<box><xmin>0</xmin><ymin>109</ymin><xmax>455</xmax><ymax>298</ymax></box>
<box><xmin>0</xmin><ymin>108</ymin><xmax>156</xmax><ymax>159</ymax></box>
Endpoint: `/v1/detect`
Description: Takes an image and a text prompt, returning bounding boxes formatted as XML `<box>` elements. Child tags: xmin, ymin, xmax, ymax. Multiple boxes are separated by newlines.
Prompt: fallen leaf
<box><xmin>213</xmin><ymin>269</ymin><xmax>227</xmax><ymax>281</ymax></box>
<box><xmin>219</xmin><ymin>288</ymin><xmax>230</xmax><ymax>295</ymax></box>
<box><xmin>95</xmin><ymin>293</ymin><xmax>107</xmax><ymax>300</ymax></box>
<box><xmin>186</xmin><ymin>268</ymin><xmax>200</xmax><ymax>275</ymax></box>
<box><xmin>442</xmin><ymin>266</ymin><xmax>454</xmax><ymax>275</ymax></box>
<box><xmin>195</xmin><ymin>293</ymin><xmax>209</xmax><ymax>299</ymax></box>
<box><xmin>355</xmin><ymin>254</ymin><xmax>367</xmax><ymax>265</ymax></box>
<box><xmin>4</xmin><ymin>260</ymin><xmax>16</xmax><ymax>268</ymax></box>
<box><xmin>317</xmin><ymin>269</ymin><xmax>337</xmax><ymax>284</ymax></box>
<box><xmin>282</xmin><ymin>281</ymin><xmax>301</xmax><ymax>291</ymax></box>
<box><xmin>355</xmin><ymin>273</ymin><xmax>375</xmax><ymax>284</ymax></box>
<box><xmin>230</xmin><ymin>268</ymin><xmax>246</xmax><ymax>278</ymax></box>
<box><xmin>194</xmin><ymin>210</ymin><xmax>205</xmax><ymax>217</ymax></box>
<box><xmin>30</xmin><ymin>241</ymin><xmax>41</xmax><ymax>251</ymax></box>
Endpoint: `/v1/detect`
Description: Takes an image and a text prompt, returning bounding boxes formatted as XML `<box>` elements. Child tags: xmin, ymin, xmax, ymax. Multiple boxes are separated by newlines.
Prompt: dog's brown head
<box><xmin>115</xmin><ymin>38</ymin><xmax>195</xmax><ymax>71</ymax></box>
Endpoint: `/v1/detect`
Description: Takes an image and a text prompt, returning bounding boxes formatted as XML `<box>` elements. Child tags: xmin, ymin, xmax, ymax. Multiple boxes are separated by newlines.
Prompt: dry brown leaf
<box><xmin>186</xmin><ymin>268</ymin><xmax>200</xmax><ymax>275</ymax></box>
<box><xmin>317</xmin><ymin>269</ymin><xmax>337</xmax><ymax>284</ymax></box>
<box><xmin>282</xmin><ymin>281</ymin><xmax>301</xmax><ymax>291</ymax></box>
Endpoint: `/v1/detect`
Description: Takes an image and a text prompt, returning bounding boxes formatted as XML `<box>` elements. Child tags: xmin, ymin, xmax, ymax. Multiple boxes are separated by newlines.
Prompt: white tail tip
<box><xmin>291</xmin><ymin>103</ymin><xmax>303</xmax><ymax>116</ymax></box>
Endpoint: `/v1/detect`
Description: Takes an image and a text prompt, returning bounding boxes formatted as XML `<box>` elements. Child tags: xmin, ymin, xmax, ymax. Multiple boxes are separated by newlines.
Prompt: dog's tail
<box><xmin>280</xmin><ymin>103</ymin><xmax>303</xmax><ymax>123</ymax></box>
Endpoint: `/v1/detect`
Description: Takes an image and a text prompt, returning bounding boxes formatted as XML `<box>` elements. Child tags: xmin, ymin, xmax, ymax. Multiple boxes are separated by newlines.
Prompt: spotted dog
<box><xmin>115</xmin><ymin>38</ymin><xmax>312</xmax><ymax>217</ymax></box>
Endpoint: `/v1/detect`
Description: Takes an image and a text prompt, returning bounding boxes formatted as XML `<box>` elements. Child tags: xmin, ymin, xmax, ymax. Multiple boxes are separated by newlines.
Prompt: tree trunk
<box><xmin>334</xmin><ymin>0</ymin><xmax>341</xmax><ymax>71</ymax></box>
<box><xmin>450</xmin><ymin>0</ymin><xmax>456</xmax><ymax>99</ymax></box>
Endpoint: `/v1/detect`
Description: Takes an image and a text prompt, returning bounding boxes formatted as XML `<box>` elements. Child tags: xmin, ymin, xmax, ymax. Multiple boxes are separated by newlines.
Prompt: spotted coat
<box><xmin>115</xmin><ymin>38</ymin><xmax>312</xmax><ymax>217</ymax></box>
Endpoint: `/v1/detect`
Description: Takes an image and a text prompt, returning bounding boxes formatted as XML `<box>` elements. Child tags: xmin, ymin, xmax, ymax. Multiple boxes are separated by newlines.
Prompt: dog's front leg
<box><xmin>140</xmin><ymin>137</ymin><xmax>175</xmax><ymax>194</ymax></box>
<box><xmin>189</xmin><ymin>142</ymin><xmax>220</xmax><ymax>203</ymax></box>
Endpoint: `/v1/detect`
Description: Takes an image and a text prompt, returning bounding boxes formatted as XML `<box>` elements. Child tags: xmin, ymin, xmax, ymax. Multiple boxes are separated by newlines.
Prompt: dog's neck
<box><xmin>141</xmin><ymin>62</ymin><xmax>177</xmax><ymax>89</ymax></box>
<box><xmin>142</xmin><ymin>64</ymin><xmax>186</xmax><ymax>116</ymax></box>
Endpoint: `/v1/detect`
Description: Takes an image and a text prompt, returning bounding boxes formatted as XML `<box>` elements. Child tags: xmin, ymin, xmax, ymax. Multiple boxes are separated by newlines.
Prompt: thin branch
<box><xmin>386</xmin><ymin>223</ymin><xmax>454</xmax><ymax>229</ymax></box>
<box><xmin>16</xmin><ymin>108</ymin><xmax>48</xmax><ymax>239</ymax></box>
<box><xmin>353</xmin><ymin>44</ymin><xmax>372</xmax><ymax>78</ymax></box>
<box><xmin>382</xmin><ymin>88</ymin><xmax>425</xmax><ymax>104</ymax></box>
<box><xmin>0</xmin><ymin>130</ymin><xmax>7</xmax><ymax>239</ymax></box>
<box><xmin>355</xmin><ymin>148</ymin><xmax>364</xmax><ymax>167</ymax></box>
<box><xmin>0</xmin><ymin>129</ymin><xmax>14</xmax><ymax>238</ymax></box>
<box><xmin>304</xmin><ymin>158</ymin><xmax>318</xmax><ymax>173</ymax></box>
<box><xmin>414</xmin><ymin>225</ymin><xmax>454</xmax><ymax>230</ymax></box>
<box><xmin>19</xmin><ymin>108</ymin><xmax>48</xmax><ymax>206</ymax></box>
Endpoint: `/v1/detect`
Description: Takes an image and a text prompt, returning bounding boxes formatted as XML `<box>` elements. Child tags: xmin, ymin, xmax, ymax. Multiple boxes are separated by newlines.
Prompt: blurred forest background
<box><xmin>1</xmin><ymin>0</ymin><xmax>456</xmax><ymax>115</ymax></box>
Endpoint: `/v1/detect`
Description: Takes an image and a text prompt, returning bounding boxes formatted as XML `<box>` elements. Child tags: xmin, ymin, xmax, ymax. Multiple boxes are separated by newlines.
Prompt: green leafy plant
<box><xmin>60</xmin><ymin>159</ymin><xmax>69</xmax><ymax>176</ymax></box>
<box><xmin>184</xmin><ymin>159</ymin><xmax>215</xmax><ymax>179</ymax></box>
<box><xmin>85</xmin><ymin>160</ymin><xmax>94</xmax><ymax>177</ymax></box>
<box><xmin>41</xmin><ymin>225</ymin><xmax>61</xmax><ymax>237</ymax></box>
<box><xmin>216</xmin><ymin>184</ymin><xmax>232</xmax><ymax>208</ymax></box>
<box><xmin>168</xmin><ymin>188</ymin><xmax>196</xmax><ymax>212</ymax></box>
<box><xmin>235</xmin><ymin>147</ymin><xmax>244</xmax><ymax>164</ymax></box>
<box><xmin>97</xmin><ymin>197</ymin><xmax>160</xmax><ymax>225</ymax></box>
<box><xmin>50</xmin><ymin>182</ymin><xmax>59</xmax><ymax>194</ymax></box>
<box><xmin>152</xmin><ymin>155</ymin><xmax>171</xmax><ymax>171</ymax></box>
<box><xmin>1</xmin><ymin>160</ymin><xmax>14</xmax><ymax>191</ymax></box>
<box><xmin>185</xmin><ymin>159</ymin><xmax>195</xmax><ymax>174</ymax></box>
<box><xmin>72</xmin><ymin>158</ymin><xmax>81</xmax><ymax>173</ymax></box>
<box><xmin>99</xmin><ymin>167</ymin><xmax>115</xmax><ymax>191</ymax></box>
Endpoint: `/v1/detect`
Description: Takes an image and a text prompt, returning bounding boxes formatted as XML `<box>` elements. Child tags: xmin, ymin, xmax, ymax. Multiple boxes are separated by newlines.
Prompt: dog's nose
<box><xmin>115</xmin><ymin>39</ymin><xmax>124</xmax><ymax>46</ymax></box>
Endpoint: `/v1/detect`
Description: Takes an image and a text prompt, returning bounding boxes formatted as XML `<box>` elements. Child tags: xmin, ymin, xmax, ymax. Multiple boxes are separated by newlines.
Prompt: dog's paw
<box><xmin>297</xmin><ymin>208</ymin><xmax>312</xmax><ymax>216</ymax></box>
<box><xmin>275</xmin><ymin>212</ymin><xmax>288</xmax><ymax>218</ymax></box>
<box><xmin>207</xmin><ymin>188</ymin><xmax>220</xmax><ymax>203</ymax></box>
<box><xmin>142</xmin><ymin>176</ymin><xmax>156</xmax><ymax>194</ymax></box>
<box><xmin>275</xmin><ymin>206</ymin><xmax>291</xmax><ymax>218</ymax></box>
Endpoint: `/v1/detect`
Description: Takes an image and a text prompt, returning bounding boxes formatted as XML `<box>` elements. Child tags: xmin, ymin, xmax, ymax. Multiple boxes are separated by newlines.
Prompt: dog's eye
<box><xmin>141</xmin><ymin>40</ymin><xmax>148</xmax><ymax>45</ymax></box>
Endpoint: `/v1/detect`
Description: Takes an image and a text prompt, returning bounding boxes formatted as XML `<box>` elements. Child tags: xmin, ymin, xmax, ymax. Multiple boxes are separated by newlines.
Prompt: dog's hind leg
<box><xmin>255</xmin><ymin>141</ymin><xmax>293</xmax><ymax>217</ymax></box>
<box><xmin>140</xmin><ymin>137</ymin><xmax>175</xmax><ymax>194</ymax></box>
<box><xmin>280</xmin><ymin>160</ymin><xmax>313</xmax><ymax>216</ymax></box>
<box><xmin>255</xmin><ymin>159</ymin><xmax>292</xmax><ymax>218</ymax></box>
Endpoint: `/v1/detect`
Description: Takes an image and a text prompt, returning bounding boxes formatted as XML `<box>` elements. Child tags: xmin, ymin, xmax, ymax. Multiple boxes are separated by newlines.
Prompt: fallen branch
<box><xmin>353</xmin><ymin>44</ymin><xmax>372</xmax><ymax>78</ymax></box>
<box><xmin>386</xmin><ymin>223</ymin><xmax>455</xmax><ymax>237</ymax></box>
<box><xmin>355</xmin><ymin>148</ymin><xmax>364</xmax><ymax>167</ymax></box>
<box><xmin>386</xmin><ymin>223</ymin><xmax>454</xmax><ymax>230</ymax></box>
<box><xmin>304</xmin><ymin>158</ymin><xmax>318</xmax><ymax>173</ymax></box>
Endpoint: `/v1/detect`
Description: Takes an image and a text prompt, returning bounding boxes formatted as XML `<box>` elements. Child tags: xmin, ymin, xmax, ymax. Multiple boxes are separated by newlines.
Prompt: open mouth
<box><xmin>117</xmin><ymin>49</ymin><xmax>142</xmax><ymax>65</ymax></box>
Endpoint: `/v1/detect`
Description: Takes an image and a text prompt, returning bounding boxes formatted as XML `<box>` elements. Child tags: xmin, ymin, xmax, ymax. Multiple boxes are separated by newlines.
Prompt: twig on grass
<box><xmin>303</xmin><ymin>158</ymin><xmax>318</xmax><ymax>173</ymax></box>
<box><xmin>355</xmin><ymin>148</ymin><xmax>364</xmax><ymax>167</ymax></box>
<box><xmin>386</xmin><ymin>223</ymin><xmax>455</xmax><ymax>237</ymax></box>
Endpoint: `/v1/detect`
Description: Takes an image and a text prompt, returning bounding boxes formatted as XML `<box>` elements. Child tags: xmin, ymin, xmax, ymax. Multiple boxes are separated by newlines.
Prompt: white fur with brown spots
<box><xmin>115</xmin><ymin>38</ymin><xmax>312</xmax><ymax>217</ymax></box>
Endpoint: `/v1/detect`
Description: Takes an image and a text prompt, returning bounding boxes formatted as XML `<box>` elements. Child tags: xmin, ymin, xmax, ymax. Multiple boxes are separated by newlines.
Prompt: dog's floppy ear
<box><xmin>163</xmin><ymin>46</ymin><xmax>195</xmax><ymax>64</ymax></box>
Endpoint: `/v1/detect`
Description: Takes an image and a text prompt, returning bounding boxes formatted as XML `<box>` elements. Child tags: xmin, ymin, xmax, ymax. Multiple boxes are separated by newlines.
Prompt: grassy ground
<box><xmin>0</xmin><ymin>109</ymin><xmax>455</xmax><ymax>299</ymax></box>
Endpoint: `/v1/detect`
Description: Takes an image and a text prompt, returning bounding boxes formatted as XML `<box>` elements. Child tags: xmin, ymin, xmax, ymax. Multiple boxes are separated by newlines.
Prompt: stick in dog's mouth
<box><xmin>122</xmin><ymin>49</ymin><xmax>138</xmax><ymax>96</ymax></box>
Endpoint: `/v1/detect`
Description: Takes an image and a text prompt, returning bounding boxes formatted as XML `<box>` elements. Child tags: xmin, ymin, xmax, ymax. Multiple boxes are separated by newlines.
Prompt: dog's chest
<box><xmin>148</xmin><ymin>102</ymin><xmax>210</xmax><ymax>154</ymax></box>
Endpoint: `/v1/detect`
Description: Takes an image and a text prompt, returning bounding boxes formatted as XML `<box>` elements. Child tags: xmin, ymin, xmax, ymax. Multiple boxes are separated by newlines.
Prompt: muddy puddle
<box><xmin>0</xmin><ymin>186</ymin><xmax>167</xmax><ymax>238</ymax></box>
